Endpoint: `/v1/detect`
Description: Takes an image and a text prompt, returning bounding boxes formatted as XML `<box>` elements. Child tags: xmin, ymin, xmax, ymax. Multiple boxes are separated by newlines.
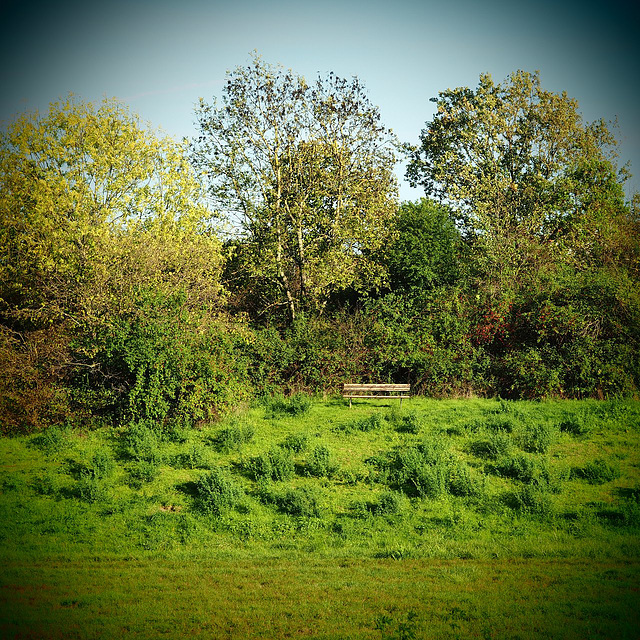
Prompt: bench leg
<box><xmin>349</xmin><ymin>397</ymin><xmax>352</xmax><ymax>409</ymax></box>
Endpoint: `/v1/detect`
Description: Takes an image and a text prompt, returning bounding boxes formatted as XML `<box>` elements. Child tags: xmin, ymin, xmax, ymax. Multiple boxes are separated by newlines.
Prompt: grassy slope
<box><xmin>1</xmin><ymin>397</ymin><xmax>639</xmax><ymax>638</ymax></box>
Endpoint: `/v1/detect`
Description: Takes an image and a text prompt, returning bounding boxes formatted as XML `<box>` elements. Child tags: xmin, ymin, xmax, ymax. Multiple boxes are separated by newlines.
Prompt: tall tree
<box><xmin>0</xmin><ymin>96</ymin><xmax>224</xmax><ymax>330</ymax></box>
<box><xmin>192</xmin><ymin>53</ymin><xmax>399</xmax><ymax>320</ymax></box>
<box><xmin>0</xmin><ymin>97</ymin><xmax>228</xmax><ymax>431</ymax></box>
<box><xmin>405</xmin><ymin>70</ymin><xmax>629</xmax><ymax>289</ymax></box>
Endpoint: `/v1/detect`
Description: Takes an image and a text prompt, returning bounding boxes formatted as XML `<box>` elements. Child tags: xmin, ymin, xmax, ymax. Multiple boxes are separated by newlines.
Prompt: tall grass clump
<box><xmin>269</xmin><ymin>486</ymin><xmax>325</xmax><ymax>518</ymax></box>
<box><xmin>172</xmin><ymin>441</ymin><xmax>213</xmax><ymax>470</ymax></box>
<box><xmin>370</xmin><ymin>439</ymin><xmax>450</xmax><ymax>498</ymax></box>
<box><xmin>506</xmin><ymin>483</ymin><xmax>554</xmax><ymax>516</ymax></box>
<box><xmin>306</xmin><ymin>445</ymin><xmax>339</xmax><ymax>478</ymax></box>
<box><xmin>195</xmin><ymin>466</ymin><xmax>243</xmax><ymax>516</ymax></box>
<box><xmin>279</xmin><ymin>432</ymin><xmax>309</xmax><ymax>452</ymax></box>
<box><xmin>212</xmin><ymin>421</ymin><xmax>255</xmax><ymax>452</ymax></box>
<box><xmin>571</xmin><ymin>459</ymin><xmax>621</xmax><ymax>485</ymax></box>
<box><xmin>29</xmin><ymin>423</ymin><xmax>72</xmax><ymax>455</ymax></box>
<box><xmin>267</xmin><ymin>393</ymin><xmax>311</xmax><ymax>417</ymax></box>
<box><xmin>246</xmin><ymin>448</ymin><xmax>295</xmax><ymax>482</ymax></box>
<box><xmin>558</xmin><ymin>415</ymin><xmax>591</xmax><ymax>436</ymax></box>
<box><xmin>121</xmin><ymin>422</ymin><xmax>164</xmax><ymax>464</ymax></box>
<box><xmin>394</xmin><ymin>411</ymin><xmax>423</xmax><ymax>434</ymax></box>
<box><xmin>519</xmin><ymin>421</ymin><xmax>557</xmax><ymax>453</ymax></box>
<box><xmin>470</xmin><ymin>431</ymin><xmax>513</xmax><ymax>459</ymax></box>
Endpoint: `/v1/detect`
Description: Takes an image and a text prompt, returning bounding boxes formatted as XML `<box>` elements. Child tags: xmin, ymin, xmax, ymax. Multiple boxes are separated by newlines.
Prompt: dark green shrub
<box><xmin>571</xmin><ymin>459</ymin><xmax>621</xmax><ymax>484</ymax></box>
<box><xmin>493</xmin><ymin>454</ymin><xmax>536</xmax><ymax>482</ymax></box>
<box><xmin>213</xmin><ymin>423</ymin><xmax>254</xmax><ymax>452</ymax></box>
<box><xmin>558</xmin><ymin>416</ymin><xmax>591</xmax><ymax>436</ymax></box>
<box><xmin>247</xmin><ymin>448</ymin><xmax>295</xmax><ymax>482</ymax></box>
<box><xmin>195</xmin><ymin>467</ymin><xmax>242</xmax><ymax>516</ymax></box>
<box><xmin>447</xmin><ymin>462</ymin><xmax>481</xmax><ymax>497</ymax></box>
<box><xmin>396</xmin><ymin>411</ymin><xmax>423</xmax><ymax>434</ymax></box>
<box><xmin>273</xmin><ymin>486</ymin><xmax>324</xmax><ymax>518</ymax></box>
<box><xmin>122</xmin><ymin>422</ymin><xmax>164</xmax><ymax>464</ymax></box>
<box><xmin>374</xmin><ymin>491</ymin><xmax>403</xmax><ymax>515</ymax></box>
<box><xmin>98</xmin><ymin>290</ymin><xmax>254</xmax><ymax>429</ymax></box>
<box><xmin>470</xmin><ymin>432</ymin><xmax>512</xmax><ymax>459</ymax></box>
<box><xmin>520</xmin><ymin>422</ymin><xmax>556</xmax><ymax>454</ymax></box>
<box><xmin>279</xmin><ymin>432</ymin><xmax>309</xmax><ymax>452</ymax></box>
<box><xmin>307</xmin><ymin>445</ymin><xmax>338</xmax><ymax>478</ymax></box>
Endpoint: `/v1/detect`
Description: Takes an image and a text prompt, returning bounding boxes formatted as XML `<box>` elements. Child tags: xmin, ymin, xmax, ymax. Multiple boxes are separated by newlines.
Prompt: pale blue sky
<box><xmin>1</xmin><ymin>0</ymin><xmax>638</xmax><ymax>201</ymax></box>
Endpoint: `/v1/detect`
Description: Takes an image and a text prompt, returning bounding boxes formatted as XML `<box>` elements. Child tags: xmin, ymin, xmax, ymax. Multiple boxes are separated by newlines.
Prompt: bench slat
<box><xmin>343</xmin><ymin>395</ymin><xmax>411</xmax><ymax>399</ymax></box>
<box><xmin>343</xmin><ymin>384</ymin><xmax>410</xmax><ymax>391</ymax></box>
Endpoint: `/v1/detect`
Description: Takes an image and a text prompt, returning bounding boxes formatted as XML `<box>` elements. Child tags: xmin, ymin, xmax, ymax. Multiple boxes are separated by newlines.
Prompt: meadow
<box><xmin>1</xmin><ymin>396</ymin><xmax>639</xmax><ymax>638</ymax></box>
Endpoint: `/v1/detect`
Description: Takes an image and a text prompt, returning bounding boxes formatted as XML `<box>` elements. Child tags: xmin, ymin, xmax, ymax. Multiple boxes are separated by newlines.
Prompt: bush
<box><xmin>213</xmin><ymin>422</ymin><xmax>254</xmax><ymax>452</ymax></box>
<box><xmin>268</xmin><ymin>393</ymin><xmax>311</xmax><ymax>417</ymax></box>
<box><xmin>306</xmin><ymin>445</ymin><xmax>338</xmax><ymax>478</ymax></box>
<box><xmin>273</xmin><ymin>486</ymin><xmax>324</xmax><ymax>518</ymax></box>
<box><xmin>122</xmin><ymin>422</ymin><xmax>164</xmax><ymax>464</ymax></box>
<box><xmin>520</xmin><ymin>422</ymin><xmax>556</xmax><ymax>454</ymax></box>
<box><xmin>571</xmin><ymin>459</ymin><xmax>621</xmax><ymax>485</ymax></box>
<box><xmin>279</xmin><ymin>433</ymin><xmax>309</xmax><ymax>452</ymax></box>
<box><xmin>470</xmin><ymin>432</ymin><xmax>513</xmax><ymax>459</ymax></box>
<box><xmin>247</xmin><ymin>448</ymin><xmax>295</xmax><ymax>482</ymax></box>
<box><xmin>195</xmin><ymin>467</ymin><xmax>242</xmax><ymax>516</ymax></box>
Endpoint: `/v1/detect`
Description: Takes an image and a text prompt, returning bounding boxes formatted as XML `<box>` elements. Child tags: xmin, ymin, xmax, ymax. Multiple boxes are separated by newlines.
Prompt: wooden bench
<box><xmin>342</xmin><ymin>384</ymin><xmax>411</xmax><ymax>408</ymax></box>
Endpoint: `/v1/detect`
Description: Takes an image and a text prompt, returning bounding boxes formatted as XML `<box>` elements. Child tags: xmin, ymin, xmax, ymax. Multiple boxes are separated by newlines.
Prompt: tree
<box><xmin>192</xmin><ymin>53</ymin><xmax>399</xmax><ymax>320</ymax></box>
<box><xmin>0</xmin><ymin>96</ymin><xmax>224</xmax><ymax>330</ymax></box>
<box><xmin>405</xmin><ymin>70</ymin><xmax>629</xmax><ymax>289</ymax></box>
<box><xmin>0</xmin><ymin>97</ymin><xmax>227</xmax><ymax>431</ymax></box>
<box><xmin>384</xmin><ymin>198</ymin><xmax>465</xmax><ymax>293</ymax></box>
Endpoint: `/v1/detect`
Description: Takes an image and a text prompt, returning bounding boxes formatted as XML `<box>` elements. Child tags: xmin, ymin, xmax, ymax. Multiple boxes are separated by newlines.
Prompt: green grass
<box><xmin>1</xmin><ymin>397</ymin><xmax>640</xmax><ymax>638</ymax></box>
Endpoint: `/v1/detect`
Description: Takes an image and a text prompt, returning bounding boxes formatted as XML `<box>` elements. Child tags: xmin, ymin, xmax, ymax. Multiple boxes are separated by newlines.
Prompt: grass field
<box><xmin>1</xmin><ymin>397</ymin><xmax>639</xmax><ymax>638</ymax></box>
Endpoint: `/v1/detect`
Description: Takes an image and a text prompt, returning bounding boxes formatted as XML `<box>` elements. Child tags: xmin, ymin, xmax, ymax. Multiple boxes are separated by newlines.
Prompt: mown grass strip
<box><xmin>1</xmin><ymin>558</ymin><xmax>639</xmax><ymax>639</ymax></box>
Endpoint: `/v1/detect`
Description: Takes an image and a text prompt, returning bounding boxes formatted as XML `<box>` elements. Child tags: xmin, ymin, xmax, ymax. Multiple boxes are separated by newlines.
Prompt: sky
<box><xmin>1</xmin><ymin>0</ymin><xmax>638</xmax><ymax>202</ymax></box>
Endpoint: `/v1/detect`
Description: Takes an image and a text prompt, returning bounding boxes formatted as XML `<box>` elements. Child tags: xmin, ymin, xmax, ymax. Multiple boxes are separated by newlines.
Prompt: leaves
<box><xmin>193</xmin><ymin>53</ymin><xmax>399</xmax><ymax>320</ymax></box>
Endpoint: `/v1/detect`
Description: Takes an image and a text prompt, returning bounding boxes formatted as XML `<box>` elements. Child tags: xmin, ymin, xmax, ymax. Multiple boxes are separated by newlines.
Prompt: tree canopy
<box><xmin>0</xmin><ymin>96</ymin><xmax>224</xmax><ymax>330</ymax></box>
<box><xmin>192</xmin><ymin>54</ymin><xmax>399</xmax><ymax>320</ymax></box>
<box><xmin>405</xmin><ymin>70</ymin><xmax>630</xmax><ymax>288</ymax></box>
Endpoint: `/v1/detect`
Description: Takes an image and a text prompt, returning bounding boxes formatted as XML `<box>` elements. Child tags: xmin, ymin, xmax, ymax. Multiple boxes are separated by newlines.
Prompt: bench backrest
<box><xmin>343</xmin><ymin>384</ymin><xmax>410</xmax><ymax>393</ymax></box>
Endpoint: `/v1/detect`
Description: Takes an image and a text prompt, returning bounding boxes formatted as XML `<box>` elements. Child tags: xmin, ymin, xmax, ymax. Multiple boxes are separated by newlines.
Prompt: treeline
<box><xmin>1</xmin><ymin>55</ymin><xmax>639</xmax><ymax>434</ymax></box>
